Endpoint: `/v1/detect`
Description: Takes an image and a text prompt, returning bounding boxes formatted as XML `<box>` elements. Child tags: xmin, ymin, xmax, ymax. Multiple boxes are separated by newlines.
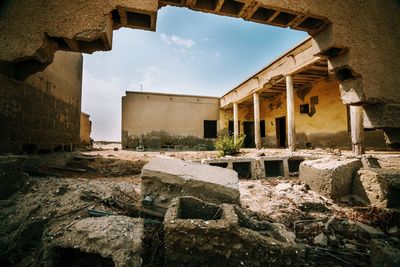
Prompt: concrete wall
<box><xmin>221</xmin><ymin>79</ymin><xmax>386</xmax><ymax>149</ymax></box>
<box><xmin>80</xmin><ymin>112</ymin><xmax>92</xmax><ymax>146</ymax></box>
<box><xmin>122</xmin><ymin>92</ymin><xmax>220</xmax><ymax>149</ymax></box>
<box><xmin>0</xmin><ymin>51</ymin><xmax>83</xmax><ymax>153</ymax></box>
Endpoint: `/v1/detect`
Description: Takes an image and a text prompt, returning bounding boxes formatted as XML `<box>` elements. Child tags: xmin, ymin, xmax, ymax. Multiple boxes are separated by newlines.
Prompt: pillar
<box><xmin>253</xmin><ymin>92</ymin><xmax>261</xmax><ymax>149</ymax></box>
<box><xmin>350</xmin><ymin>105</ymin><xmax>365</xmax><ymax>155</ymax></box>
<box><xmin>233</xmin><ymin>102</ymin><xmax>239</xmax><ymax>144</ymax></box>
<box><xmin>286</xmin><ymin>75</ymin><xmax>296</xmax><ymax>152</ymax></box>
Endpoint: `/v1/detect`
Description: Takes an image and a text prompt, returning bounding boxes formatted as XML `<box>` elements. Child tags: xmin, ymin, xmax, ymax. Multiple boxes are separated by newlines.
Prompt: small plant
<box><xmin>214</xmin><ymin>134</ymin><xmax>245</xmax><ymax>156</ymax></box>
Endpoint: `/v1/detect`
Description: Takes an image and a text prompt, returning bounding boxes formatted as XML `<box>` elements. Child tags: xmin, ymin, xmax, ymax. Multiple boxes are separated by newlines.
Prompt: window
<box><xmin>260</xmin><ymin>120</ymin><xmax>266</xmax><ymax>137</ymax></box>
<box><xmin>204</xmin><ymin>120</ymin><xmax>217</xmax><ymax>138</ymax></box>
<box><xmin>300</xmin><ymin>104</ymin><xmax>310</xmax><ymax>114</ymax></box>
<box><xmin>228</xmin><ymin>120</ymin><xmax>240</xmax><ymax>136</ymax></box>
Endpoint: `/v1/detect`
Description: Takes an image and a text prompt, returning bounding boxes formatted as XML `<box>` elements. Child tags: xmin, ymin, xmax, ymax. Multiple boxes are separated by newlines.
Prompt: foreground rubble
<box><xmin>0</xmin><ymin>148</ymin><xmax>399</xmax><ymax>266</ymax></box>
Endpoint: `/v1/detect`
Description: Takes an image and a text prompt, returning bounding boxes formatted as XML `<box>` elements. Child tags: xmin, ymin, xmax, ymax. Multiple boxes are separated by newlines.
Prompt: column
<box><xmin>233</xmin><ymin>102</ymin><xmax>239</xmax><ymax>144</ymax></box>
<box><xmin>253</xmin><ymin>92</ymin><xmax>261</xmax><ymax>149</ymax></box>
<box><xmin>286</xmin><ymin>75</ymin><xmax>296</xmax><ymax>151</ymax></box>
<box><xmin>350</xmin><ymin>105</ymin><xmax>365</xmax><ymax>155</ymax></box>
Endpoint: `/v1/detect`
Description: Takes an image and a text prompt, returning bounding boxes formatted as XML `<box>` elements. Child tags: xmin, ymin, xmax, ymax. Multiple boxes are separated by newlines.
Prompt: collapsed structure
<box><xmin>1</xmin><ymin>0</ymin><xmax>399</xmax><ymax>156</ymax></box>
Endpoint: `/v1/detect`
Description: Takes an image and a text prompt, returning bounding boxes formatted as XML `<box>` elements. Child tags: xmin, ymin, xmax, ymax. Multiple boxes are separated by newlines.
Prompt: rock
<box><xmin>355</xmin><ymin>222</ymin><xmax>385</xmax><ymax>237</ymax></box>
<box><xmin>275</xmin><ymin>183</ymin><xmax>292</xmax><ymax>192</ymax></box>
<box><xmin>313</xmin><ymin>233</ymin><xmax>328</xmax><ymax>247</ymax></box>
<box><xmin>299</xmin><ymin>157</ymin><xmax>362</xmax><ymax>200</ymax></box>
<box><xmin>141</xmin><ymin>157</ymin><xmax>240</xmax><ymax>214</ymax></box>
<box><xmin>353</xmin><ymin>168</ymin><xmax>400</xmax><ymax>208</ymax></box>
<box><xmin>344</xmin><ymin>243</ymin><xmax>356</xmax><ymax>250</ymax></box>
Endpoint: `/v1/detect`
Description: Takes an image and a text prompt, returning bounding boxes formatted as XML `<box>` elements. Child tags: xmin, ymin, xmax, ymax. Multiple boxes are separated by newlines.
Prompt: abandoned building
<box><xmin>0</xmin><ymin>1</ymin><xmax>400</xmax><ymax>267</ymax></box>
<box><xmin>122</xmin><ymin>38</ymin><xmax>388</xmax><ymax>152</ymax></box>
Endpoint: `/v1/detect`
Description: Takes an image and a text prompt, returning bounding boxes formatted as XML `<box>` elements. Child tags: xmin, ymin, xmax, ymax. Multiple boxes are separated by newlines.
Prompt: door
<box><xmin>243</xmin><ymin>121</ymin><xmax>255</xmax><ymax>148</ymax></box>
<box><xmin>275</xmin><ymin>117</ymin><xmax>287</xmax><ymax>148</ymax></box>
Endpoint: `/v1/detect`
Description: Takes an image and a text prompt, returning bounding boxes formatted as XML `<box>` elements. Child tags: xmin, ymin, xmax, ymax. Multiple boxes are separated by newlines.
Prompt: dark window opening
<box><xmin>264</xmin><ymin>160</ymin><xmax>284</xmax><ymax>177</ymax></box>
<box><xmin>300</xmin><ymin>104</ymin><xmax>310</xmax><ymax>114</ymax></box>
<box><xmin>204</xmin><ymin>120</ymin><xmax>217</xmax><ymax>138</ymax></box>
<box><xmin>260</xmin><ymin>120</ymin><xmax>266</xmax><ymax>138</ymax></box>
<box><xmin>229</xmin><ymin>120</ymin><xmax>234</xmax><ymax>136</ymax></box>
<box><xmin>126</xmin><ymin>11</ymin><xmax>151</xmax><ymax>28</ymax></box>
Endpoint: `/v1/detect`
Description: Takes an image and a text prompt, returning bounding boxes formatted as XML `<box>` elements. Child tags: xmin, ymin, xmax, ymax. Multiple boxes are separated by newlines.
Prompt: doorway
<box><xmin>243</xmin><ymin>121</ymin><xmax>255</xmax><ymax>148</ymax></box>
<box><xmin>275</xmin><ymin>117</ymin><xmax>287</xmax><ymax>148</ymax></box>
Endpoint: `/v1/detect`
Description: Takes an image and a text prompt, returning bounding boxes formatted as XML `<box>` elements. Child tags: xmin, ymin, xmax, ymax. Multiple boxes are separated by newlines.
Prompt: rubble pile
<box><xmin>0</xmin><ymin>151</ymin><xmax>399</xmax><ymax>266</ymax></box>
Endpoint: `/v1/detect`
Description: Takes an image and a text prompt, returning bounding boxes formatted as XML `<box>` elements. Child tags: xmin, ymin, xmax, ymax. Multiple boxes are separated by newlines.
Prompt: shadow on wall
<box><xmin>122</xmin><ymin>131</ymin><xmax>215</xmax><ymax>151</ymax></box>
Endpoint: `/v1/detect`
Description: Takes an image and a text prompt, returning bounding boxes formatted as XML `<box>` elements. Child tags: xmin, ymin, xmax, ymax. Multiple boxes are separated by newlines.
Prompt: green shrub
<box><xmin>214</xmin><ymin>134</ymin><xmax>245</xmax><ymax>156</ymax></box>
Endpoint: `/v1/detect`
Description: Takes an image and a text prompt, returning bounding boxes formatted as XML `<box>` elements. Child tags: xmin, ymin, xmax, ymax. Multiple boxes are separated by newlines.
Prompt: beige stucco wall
<box><xmin>221</xmin><ymin>79</ymin><xmax>386</xmax><ymax>149</ymax></box>
<box><xmin>122</xmin><ymin>92</ymin><xmax>220</xmax><ymax>149</ymax></box>
<box><xmin>80</xmin><ymin>112</ymin><xmax>92</xmax><ymax>145</ymax></box>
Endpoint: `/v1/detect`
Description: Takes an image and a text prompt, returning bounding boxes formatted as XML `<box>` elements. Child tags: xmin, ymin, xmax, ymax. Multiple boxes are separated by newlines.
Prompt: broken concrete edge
<box><xmin>299</xmin><ymin>157</ymin><xmax>363</xmax><ymax>200</ymax></box>
<box><xmin>164</xmin><ymin>196</ymin><xmax>304</xmax><ymax>266</ymax></box>
<box><xmin>43</xmin><ymin>216</ymin><xmax>144</xmax><ymax>267</ymax></box>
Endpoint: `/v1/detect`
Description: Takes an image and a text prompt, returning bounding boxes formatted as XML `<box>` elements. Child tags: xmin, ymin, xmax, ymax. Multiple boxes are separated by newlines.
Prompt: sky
<box><xmin>82</xmin><ymin>6</ymin><xmax>308</xmax><ymax>141</ymax></box>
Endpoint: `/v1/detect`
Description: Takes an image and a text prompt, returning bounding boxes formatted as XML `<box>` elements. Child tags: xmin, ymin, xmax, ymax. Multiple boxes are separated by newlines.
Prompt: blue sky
<box><xmin>82</xmin><ymin>6</ymin><xmax>308</xmax><ymax>141</ymax></box>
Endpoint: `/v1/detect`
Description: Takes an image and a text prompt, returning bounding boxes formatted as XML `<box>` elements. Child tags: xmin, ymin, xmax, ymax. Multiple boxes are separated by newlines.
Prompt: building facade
<box><xmin>122</xmin><ymin>38</ymin><xmax>386</xmax><ymax>152</ymax></box>
<box><xmin>122</xmin><ymin>92</ymin><xmax>220</xmax><ymax>150</ymax></box>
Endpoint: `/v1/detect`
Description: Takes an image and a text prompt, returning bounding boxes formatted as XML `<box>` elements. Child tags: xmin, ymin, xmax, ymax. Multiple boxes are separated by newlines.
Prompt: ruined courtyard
<box><xmin>1</xmin><ymin>0</ymin><xmax>400</xmax><ymax>266</ymax></box>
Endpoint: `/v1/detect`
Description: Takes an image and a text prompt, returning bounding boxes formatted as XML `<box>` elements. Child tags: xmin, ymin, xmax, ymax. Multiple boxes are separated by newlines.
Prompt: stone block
<box><xmin>164</xmin><ymin>196</ymin><xmax>301</xmax><ymax>266</ymax></box>
<box><xmin>299</xmin><ymin>157</ymin><xmax>362</xmax><ymax>200</ymax></box>
<box><xmin>45</xmin><ymin>216</ymin><xmax>143</xmax><ymax>267</ymax></box>
<box><xmin>0</xmin><ymin>158</ymin><xmax>28</xmax><ymax>199</ymax></box>
<box><xmin>141</xmin><ymin>157</ymin><xmax>240</xmax><ymax>214</ymax></box>
<box><xmin>353</xmin><ymin>168</ymin><xmax>400</xmax><ymax>208</ymax></box>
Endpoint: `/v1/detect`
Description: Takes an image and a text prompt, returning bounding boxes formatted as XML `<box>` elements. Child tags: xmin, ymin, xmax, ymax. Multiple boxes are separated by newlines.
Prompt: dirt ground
<box><xmin>1</xmin><ymin>145</ymin><xmax>400</xmax><ymax>266</ymax></box>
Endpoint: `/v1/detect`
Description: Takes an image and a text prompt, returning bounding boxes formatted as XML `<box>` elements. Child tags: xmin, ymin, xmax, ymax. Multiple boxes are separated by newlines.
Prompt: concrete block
<box><xmin>45</xmin><ymin>216</ymin><xmax>143</xmax><ymax>267</ymax></box>
<box><xmin>260</xmin><ymin>156</ymin><xmax>289</xmax><ymax>178</ymax></box>
<box><xmin>0</xmin><ymin>158</ymin><xmax>28</xmax><ymax>199</ymax></box>
<box><xmin>141</xmin><ymin>157</ymin><xmax>240</xmax><ymax>214</ymax></box>
<box><xmin>299</xmin><ymin>157</ymin><xmax>362</xmax><ymax>200</ymax></box>
<box><xmin>164</xmin><ymin>196</ymin><xmax>301</xmax><ymax>266</ymax></box>
<box><xmin>353</xmin><ymin>168</ymin><xmax>400</xmax><ymax>208</ymax></box>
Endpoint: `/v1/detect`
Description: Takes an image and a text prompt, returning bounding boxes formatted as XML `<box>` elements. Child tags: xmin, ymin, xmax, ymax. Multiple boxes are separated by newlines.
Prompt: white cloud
<box><xmin>160</xmin><ymin>33</ymin><xmax>196</xmax><ymax>48</ymax></box>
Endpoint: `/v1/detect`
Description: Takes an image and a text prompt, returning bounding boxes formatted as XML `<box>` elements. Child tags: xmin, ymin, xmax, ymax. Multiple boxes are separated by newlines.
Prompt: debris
<box><xmin>370</xmin><ymin>238</ymin><xmax>400</xmax><ymax>267</ymax></box>
<box><xmin>299</xmin><ymin>157</ymin><xmax>362</xmax><ymax>200</ymax></box>
<box><xmin>275</xmin><ymin>183</ymin><xmax>292</xmax><ymax>192</ymax></box>
<box><xmin>388</xmin><ymin>225</ymin><xmax>399</xmax><ymax>236</ymax></box>
<box><xmin>355</xmin><ymin>222</ymin><xmax>385</xmax><ymax>237</ymax></box>
<box><xmin>87</xmin><ymin>209</ymin><xmax>115</xmax><ymax>217</ymax></box>
<box><xmin>141</xmin><ymin>157</ymin><xmax>240</xmax><ymax>214</ymax></box>
<box><xmin>49</xmin><ymin>166</ymin><xmax>87</xmax><ymax>172</ymax></box>
<box><xmin>313</xmin><ymin>233</ymin><xmax>328</xmax><ymax>247</ymax></box>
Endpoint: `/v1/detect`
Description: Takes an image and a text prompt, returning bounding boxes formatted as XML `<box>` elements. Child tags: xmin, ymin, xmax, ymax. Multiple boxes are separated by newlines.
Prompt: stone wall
<box><xmin>0</xmin><ymin>51</ymin><xmax>83</xmax><ymax>154</ymax></box>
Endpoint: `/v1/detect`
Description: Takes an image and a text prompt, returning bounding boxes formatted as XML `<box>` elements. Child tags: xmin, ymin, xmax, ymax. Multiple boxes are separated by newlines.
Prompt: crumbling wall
<box><xmin>0</xmin><ymin>51</ymin><xmax>83</xmax><ymax>154</ymax></box>
<box><xmin>80</xmin><ymin>112</ymin><xmax>92</xmax><ymax>146</ymax></box>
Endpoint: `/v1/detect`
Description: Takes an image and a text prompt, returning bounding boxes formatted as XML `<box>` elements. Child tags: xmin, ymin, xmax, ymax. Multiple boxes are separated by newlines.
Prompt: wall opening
<box><xmin>210</xmin><ymin>162</ymin><xmax>228</xmax><ymax>168</ymax></box>
<box><xmin>49</xmin><ymin>247</ymin><xmax>115</xmax><ymax>267</ymax></box>
<box><xmin>178</xmin><ymin>197</ymin><xmax>222</xmax><ymax>220</ymax></box>
<box><xmin>288</xmin><ymin>158</ymin><xmax>304</xmax><ymax>173</ymax></box>
<box><xmin>275</xmin><ymin>117</ymin><xmax>286</xmax><ymax>148</ymax></box>
<box><xmin>264</xmin><ymin>160</ymin><xmax>284</xmax><ymax>177</ymax></box>
<box><xmin>232</xmin><ymin>161</ymin><xmax>252</xmax><ymax>178</ymax></box>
